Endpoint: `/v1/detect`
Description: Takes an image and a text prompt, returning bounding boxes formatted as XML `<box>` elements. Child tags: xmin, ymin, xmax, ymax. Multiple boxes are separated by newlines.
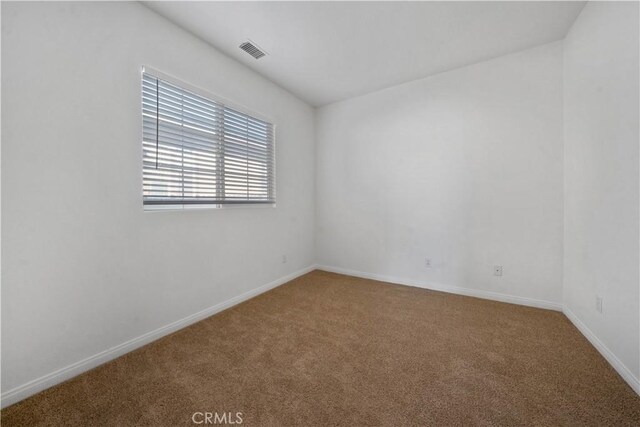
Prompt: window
<box><xmin>141</xmin><ymin>69</ymin><xmax>275</xmax><ymax>208</ymax></box>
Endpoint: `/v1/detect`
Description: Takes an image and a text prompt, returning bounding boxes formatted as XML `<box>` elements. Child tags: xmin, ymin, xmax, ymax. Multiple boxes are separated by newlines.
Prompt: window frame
<box><xmin>140</xmin><ymin>66</ymin><xmax>276</xmax><ymax>211</ymax></box>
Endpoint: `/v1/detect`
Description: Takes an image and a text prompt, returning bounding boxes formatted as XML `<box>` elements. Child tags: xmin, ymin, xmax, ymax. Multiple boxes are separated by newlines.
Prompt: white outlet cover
<box><xmin>494</xmin><ymin>265</ymin><xmax>503</xmax><ymax>276</ymax></box>
<box><xmin>596</xmin><ymin>296</ymin><xmax>603</xmax><ymax>313</ymax></box>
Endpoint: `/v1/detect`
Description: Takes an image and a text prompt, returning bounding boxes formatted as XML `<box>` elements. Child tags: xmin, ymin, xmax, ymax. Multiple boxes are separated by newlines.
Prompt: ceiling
<box><xmin>143</xmin><ymin>1</ymin><xmax>586</xmax><ymax>107</ymax></box>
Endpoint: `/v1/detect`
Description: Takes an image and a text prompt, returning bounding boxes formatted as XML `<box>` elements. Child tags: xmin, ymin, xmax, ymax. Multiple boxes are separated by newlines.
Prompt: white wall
<box><xmin>1</xmin><ymin>1</ymin><xmax>315</xmax><ymax>399</ymax></box>
<box><xmin>316</xmin><ymin>42</ymin><xmax>564</xmax><ymax>307</ymax></box>
<box><xmin>563</xmin><ymin>1</ymin><xmax>639</xmax><ymax>387</ymax></box>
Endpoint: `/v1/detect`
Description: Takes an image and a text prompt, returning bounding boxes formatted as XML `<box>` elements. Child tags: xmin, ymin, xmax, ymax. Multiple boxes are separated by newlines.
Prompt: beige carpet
<box><xmin>2</xmin><ymin>270</ymin><xmax>639</xmax><ymax>426</ymax></box>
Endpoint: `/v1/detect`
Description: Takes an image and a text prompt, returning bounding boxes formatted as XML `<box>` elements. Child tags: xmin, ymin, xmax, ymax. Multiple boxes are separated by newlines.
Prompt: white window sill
<box><xmin>143</xmin><ymin>203</ymin><xmax>276</xmax><ymax>212</ymax></box>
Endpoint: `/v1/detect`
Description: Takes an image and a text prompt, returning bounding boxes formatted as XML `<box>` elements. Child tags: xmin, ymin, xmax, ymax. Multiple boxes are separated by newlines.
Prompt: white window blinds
<box><xmin>142</xmin><ymin>71</ymin><xmax>275</xmax><ymax>207</ymax></box>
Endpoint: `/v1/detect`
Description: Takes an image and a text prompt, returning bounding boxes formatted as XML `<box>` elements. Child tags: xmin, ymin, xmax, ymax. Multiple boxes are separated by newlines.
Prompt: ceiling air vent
<box><xmin>239</xmin><ymin>41</ymin><xmax>267</xmax><ymax>59</ymax></box>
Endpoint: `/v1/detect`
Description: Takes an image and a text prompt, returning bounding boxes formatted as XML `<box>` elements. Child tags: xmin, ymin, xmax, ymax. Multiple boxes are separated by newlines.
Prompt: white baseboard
<box><xmin>0</xmin><ymin>265</ymin><xmax>316</xmax><ymax>409</ymax></box>
<box><xmin>4</xmin><ymin>265</ymin><xmax>637</xmax><ymax>408</ymax></box>
<box><xmin>563</xmin><ymin>306</ymin><xmax>640</xmax><ymax>395</ymax></box>
<box><xmin>317</xmin><ymin>265</ymin><xmax>563</xmax><ymax>311</ymax></box>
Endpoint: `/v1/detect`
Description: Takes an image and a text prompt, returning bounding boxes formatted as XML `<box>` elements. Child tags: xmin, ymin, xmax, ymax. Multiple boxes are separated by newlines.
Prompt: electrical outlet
<box><xmin>596</xmin><ymin>296</ymin><xmax>603</xmax><ymax>314</ymax></box>
<box><xmin>424</xmin><ymin>257</ymin><xmax>432</xmax><ymax>268</ymax></box>
<box><xmin>282</xmin><ymin>255</ymin><xmax>287</xmax><ymax>264</ymax></box>
<box><xmin>494</xmin><ymin>265</ymin><xmax>503</xmax><ymax>276</ymax></box>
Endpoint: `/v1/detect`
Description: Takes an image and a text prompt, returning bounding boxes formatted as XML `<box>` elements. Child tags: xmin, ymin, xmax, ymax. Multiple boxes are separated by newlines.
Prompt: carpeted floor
<box><xmin>2</xmin><ymin>270</ymin><xmax>639</xmax><ymax>426</ymax></box>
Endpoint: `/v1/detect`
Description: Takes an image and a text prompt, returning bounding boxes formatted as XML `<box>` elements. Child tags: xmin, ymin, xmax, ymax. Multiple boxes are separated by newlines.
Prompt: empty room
<box><xmin>1</xmin><ymin>0</ymin><xmax>639</xmax><ymax>425</ymax></box>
